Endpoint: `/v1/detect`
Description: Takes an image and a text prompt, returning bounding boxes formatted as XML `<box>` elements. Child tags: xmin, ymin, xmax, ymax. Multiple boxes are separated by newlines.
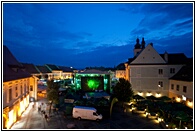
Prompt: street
<box><xmin>10</xmin><ymin>96</ymin><xmax>163</xmax><ymax>129</ymax></box>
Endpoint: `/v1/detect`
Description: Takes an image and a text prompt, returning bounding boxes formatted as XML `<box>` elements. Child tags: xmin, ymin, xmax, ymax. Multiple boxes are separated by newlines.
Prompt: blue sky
<box><xmin>3</xmin><ymin>2</ymin><xmax>193</xmax><ymax>69</ymax></box>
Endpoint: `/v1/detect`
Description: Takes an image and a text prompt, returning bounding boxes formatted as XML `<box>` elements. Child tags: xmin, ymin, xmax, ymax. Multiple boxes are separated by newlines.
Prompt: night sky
<box><xmin>3</xmin><ymin>2</ymin><xmax>193</xmax><ymax>69</ymax></box>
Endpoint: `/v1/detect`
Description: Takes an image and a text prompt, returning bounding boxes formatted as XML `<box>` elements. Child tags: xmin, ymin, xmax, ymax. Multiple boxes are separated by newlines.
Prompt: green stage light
<box><xmin>87</xmin><ymin>79</ymin><xmax>100</xmax><ymax>89</ymax></box>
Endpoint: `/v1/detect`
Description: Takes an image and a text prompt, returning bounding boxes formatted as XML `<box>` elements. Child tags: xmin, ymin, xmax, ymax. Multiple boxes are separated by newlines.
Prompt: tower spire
<box><xmin>141</xmin><ymin>37</ymin><xmax>145</xmax><ymax>49</ymax></box>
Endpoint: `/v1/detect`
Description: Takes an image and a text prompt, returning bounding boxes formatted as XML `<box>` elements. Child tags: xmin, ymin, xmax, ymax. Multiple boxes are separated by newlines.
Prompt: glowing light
<box><xmin>146</xmin><ymin>92</ymin><xmax>152</xmax><ymax>96</ymax></box>
<box><xmin>156</xmin><ymin>93</ymin><xmax>161</xmax><ymax>97</ymax></box>
<box><xmin>158</xmin><ymin>118</ymin><xmax>162</xmax><ymax>122</ymax></box>
<box><xmin>187</xmin><ymin>101</ymin><xmax>193</xmax><ymax>108</ymax></box>
<box><xmin>87</xmin><ymin>79</ymin><xmax>100</xmax><ymax>89</ymax></box>
<box><xmin>8</xmin><ymin>110</ymin><xmax>14</xmax><ymax>128</ymax></box>
<box><xmin>138</xmin><ymin>92</ymin><xmax>143</xmax><ymax>96</ymax></box>
<box><xmin>182</xmin><ymin>95</ymin><xmax>186</xmax><ymax>101</ymax></box>
<box><xmin>176</xmin><ymin>97</ymin><xmax>181</xmax><ymax>102</ymax></box>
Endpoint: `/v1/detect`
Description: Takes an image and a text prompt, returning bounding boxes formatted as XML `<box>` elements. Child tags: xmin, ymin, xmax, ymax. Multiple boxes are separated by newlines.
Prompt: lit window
<box><xmin>30</xmin><ymin>85</ymin><xmax>33</xmax><ymax>91</ymax></box>
<box><xmin>21</xmin><ymin>85</ymin><xmax>23</xmax><ymax>95</ymax></box>
<box><xmin>9</xmin><ymin>87</ymin><xmax>12</xmax><ymax>102</ymax></box>
<box><xmin>158</xmin><ymin>81</ymin><xmax>163</xmax><ymax>87</ymax></box>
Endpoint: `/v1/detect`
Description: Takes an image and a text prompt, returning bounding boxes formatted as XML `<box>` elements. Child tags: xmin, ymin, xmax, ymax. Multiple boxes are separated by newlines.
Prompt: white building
<box><xmin>125</xmin><ymin>38</ymin><xmax>191</xmax><ymax>98</ymax></box>
<box><xmin>169</xmin><ymin>64</ymin><xmax>193</xmax><ymax>108</ymax></box>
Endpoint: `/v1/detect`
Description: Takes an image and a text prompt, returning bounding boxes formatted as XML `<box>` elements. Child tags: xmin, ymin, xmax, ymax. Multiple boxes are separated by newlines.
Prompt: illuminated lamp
<box><xmin>187</xmin><ymin>100</ymin><xmax>193</xmax><ymax>107</ymax></box>
<box><xmin>146</xmin><ymin>92</ymin><xmax>152</xmax><ymax>96</ymax></box>
<box><xmin>138</xmin><ymin>92</ymin><xmax>143</xmax><ymax>96</ymax></box>
<box><xmin>158</xmin><ymin>117</ymin><xmax>162</xmax><ymax>122</ymax></box>
<box><xmin>182</xmin><ymin>95</ymin><xmax>186</xmax><ymax>101</ymax></box>
<box><xmin>176</xmin><ymin>97</ymin><xmax>181</xmax><ymax>102</ymax></box>
<box><xmin>156</xmin><ymin>93</ymin><xmax>161</xmax><ymax>97</ymax></box>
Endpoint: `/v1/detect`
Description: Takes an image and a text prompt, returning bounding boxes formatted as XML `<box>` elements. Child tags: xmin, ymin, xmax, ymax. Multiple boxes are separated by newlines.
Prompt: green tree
<box><xmin>47</xmin><ymin>79</ymin><xmax>60</xmax><ymax>116</ymax></box>
<box><xmin>113</xmin><ymin>78</ymin><xmax>134</xmax><ymax>108</ymax></box>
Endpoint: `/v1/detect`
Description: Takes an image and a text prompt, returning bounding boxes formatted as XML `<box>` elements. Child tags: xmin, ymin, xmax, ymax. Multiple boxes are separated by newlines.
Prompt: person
<box><xmin>42</xmin><ymin>111</ymin><xmax>46</xmax><ymax>118</ymax></box>
<box><xmin>38</xmin><ymin>106</ymin><xmax>41</xmax><ymax>113</ymax></box>
<box><xmin>45</xmin><ymin>114</ymin><xmax>49</xmax><ymax>121</ymax></box>
<box><xmin>41</xmin><ymin>103</ymin><xmax>45</xmax><ymax>114</ymax></box>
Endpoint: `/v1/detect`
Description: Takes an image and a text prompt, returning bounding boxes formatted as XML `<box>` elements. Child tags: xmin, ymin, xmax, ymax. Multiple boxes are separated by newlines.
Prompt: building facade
<box><xmin>125</xmin><ymin>38</ymin><xmax>191</xmax><ymax>99</ymax></box>
<box><xmin>3</xmin><ymin>46</ymin><xmax>37</xmax><ymax>129</ymax></box>
<box><xmin>169</xmin><ymin>65</ymin><xmax>193</xmax><ymax>108</ymax></box>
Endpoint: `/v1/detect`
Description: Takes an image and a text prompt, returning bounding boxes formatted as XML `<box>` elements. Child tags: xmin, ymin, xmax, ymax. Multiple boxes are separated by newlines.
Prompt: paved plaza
<box><xmin>10</xmin><ymin>96</ymin><xmax>163</xmax><ymax>130</ymax></box>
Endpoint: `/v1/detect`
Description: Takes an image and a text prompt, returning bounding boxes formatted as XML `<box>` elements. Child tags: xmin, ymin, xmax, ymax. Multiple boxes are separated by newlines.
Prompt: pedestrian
<box><xmin>38</xmin><ymin>106</ymin><xmax>41</xmax><ymax>113</ymax></box>
<box><xmin>45</xmin><ymin>114</ymin><xmax>49</xmax><ymax>121</ymax></box>
<box><xmin>42</xmin><ymin>111</ymin><xmax>45</xmax><ymax>118</ymax></box>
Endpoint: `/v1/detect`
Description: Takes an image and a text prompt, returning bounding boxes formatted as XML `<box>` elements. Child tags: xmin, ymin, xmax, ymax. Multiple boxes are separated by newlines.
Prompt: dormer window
<box><xmin>9</xmin><ymin>65</ymin><xmax>19</xmax><ymax>72</ymax></box>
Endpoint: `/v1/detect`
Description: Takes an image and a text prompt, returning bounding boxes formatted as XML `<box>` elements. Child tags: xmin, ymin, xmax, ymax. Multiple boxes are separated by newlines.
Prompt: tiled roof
<box><xmin>22</xmin><ymin>63</ymin><xmax>40</xmax><ymax>74</ymax></box>
<box><xmin>160</xmin><ymin>53</ymin><xmax>188</xmax><ymax>64</ymax></box>
<box><xmin>36</xmin><ymin>65</ymin><xmax>51</xmax><ymax>73</ymax></box>
<box><xmin>170</xmin><ymin>65</ymin><xmax>193</xmax><ymax>81</ymax></box>
<box><xmin>116</xmin><ymin>63</ymin><xmax>125</xmax><ymax>70</ymax></box>
<box><xmin>3</xmin><ymin>45</ymin><xmax>32</xmax><ymax>82</ymax></box>
<box><xmin>58</xmin><ymin>66</ymin><xmax>73</xmax><ymax>72</ymax></box>
<box><xmin>45</xmin><ymin>64</ymin><xmax>60</xmax><ymax>71</ymax></box>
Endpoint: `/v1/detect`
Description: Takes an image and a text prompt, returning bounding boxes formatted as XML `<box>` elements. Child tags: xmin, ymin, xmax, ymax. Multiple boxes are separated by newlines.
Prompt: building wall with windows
<box><xmin>169</xmin><ymin>80</ymin><xmax>193</xmax><ymax>108</ymax></box>
<box><xmin>3</xmin><ymin>45</ymin><xmax>38</xmax><ymax>129</ymax></box>
<box><xmin>130</xmin><ymin>64</ymin><xmax>183</xmax><ymax>97</ymax></box>
<box><xmin>125</xmin><ymin>39</ymin><xmax>190</xmax><ymax>99</ymax></box>
<box><xmin>168</xmin><ymin>65</ymin><xmax>193</xmax><ymax>108</ymax></box>
<box><xmin>115</xmin><ymin>70</ymin><xmax>126</xmax><ymax>79</ymax></box>
<box><xmin>3</xmin><ymin>78</ymin><xmax>30</xmax><ymax>129</ymax></box>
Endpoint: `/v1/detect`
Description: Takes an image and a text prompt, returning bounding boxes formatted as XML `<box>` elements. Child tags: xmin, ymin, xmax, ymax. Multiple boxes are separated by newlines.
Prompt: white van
<box><xmin>72</xmin><ymin>106</ymin><xmax>103</xmax><ymax>121</ymax></box>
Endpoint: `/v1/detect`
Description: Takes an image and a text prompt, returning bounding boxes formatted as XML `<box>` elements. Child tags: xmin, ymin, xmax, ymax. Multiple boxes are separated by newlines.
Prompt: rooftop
<box><xmin>3</xmin><ymin>45</ymin><xmax>31</xmax><ymax>82</ymax></box>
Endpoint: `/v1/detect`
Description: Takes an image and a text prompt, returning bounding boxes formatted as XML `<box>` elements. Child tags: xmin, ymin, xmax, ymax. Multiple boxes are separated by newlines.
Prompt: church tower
<box><xmin>141</xmin><ymin>37</ymin><xmax>145</xmax><ymax>49</ymax></box>
<box><xmin>133</xmin><ymin>37</ymin><xmax>146</xmax><ymax>57</ymax></box>
<box><xmin>134</xmin><ymin>38</ymin><xmax>142</xmax><ymax>57</ymax></box>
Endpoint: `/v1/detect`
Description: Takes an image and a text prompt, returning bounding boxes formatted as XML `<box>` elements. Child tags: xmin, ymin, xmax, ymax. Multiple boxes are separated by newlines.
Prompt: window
<box><xmin>24</xmin><ymin>84</ymin><xmax>26</xmax><ymax>93</ymax></box>
<box><xmin>158</xmin><ymin>69</ymin><xmax>163</xmax><ymax>75</ymax></box>
<box><xmin>183</xmin><ymin>86</ymin><xmax>187</xmax><ymax>93</ymax></box>
<box><xmin>93</xmin><ymin>112</ymin><xmax>98</xmax><ymax>116</ymax></box>
<box><xmin>21</xmin><ymin>85</ymin><xmax>23</xmax><ymax>94</ymax></box>
<box><xmin>30</xmin><ymin>85</ymin><xmax>33</xmax><ymax>91</ymax></box>
<box><xmin>9</xmin><ymin>88</ymin><xmax>12</xmax><ymax>102</ymax></box>
<box><xmin>170</xmin><ymin>68</ymin><xmax>175</xmax><ymax>74</ymax></box>
<box><xmin>176</xmin><ymin>85</ymin><xmax>180</xmax><ymax>91</ymax></box>
<box><xmin>16</xmin><ymin>92</ymin><xmax>18</xmax><ymax>97</ymax></box>
<box><xmin>171</xmin><ymin>84</ymin><xmax>174</xmax><ymax>90</ymax></box>
<box><xmin>158</xmin><ymin>81</ymin><xmax>163</xmax><ymax>87</ymax></box>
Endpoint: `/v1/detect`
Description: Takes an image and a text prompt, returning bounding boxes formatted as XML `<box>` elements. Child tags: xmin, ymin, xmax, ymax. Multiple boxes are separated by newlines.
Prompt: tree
<box><xmin>113</xmin><ymin>78</ymin><xmax>134</xmax><ymax>107</ymax></box>
<box><xmin>47</xmin><ymin>79</ymin><xmax>60</xmax><ymax>116</ymax></box>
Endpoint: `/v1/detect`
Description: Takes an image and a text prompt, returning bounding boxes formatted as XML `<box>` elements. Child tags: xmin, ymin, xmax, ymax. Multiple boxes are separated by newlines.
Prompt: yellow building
<box><xmin>115</xmin><ymin>70</ymin><xmax>126</xmax><ymax>79</ymax></box>
<box><xmin>3</xmin><ymin>46</ymin><xmax>38</xmax><ymax>129</ymax></box>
